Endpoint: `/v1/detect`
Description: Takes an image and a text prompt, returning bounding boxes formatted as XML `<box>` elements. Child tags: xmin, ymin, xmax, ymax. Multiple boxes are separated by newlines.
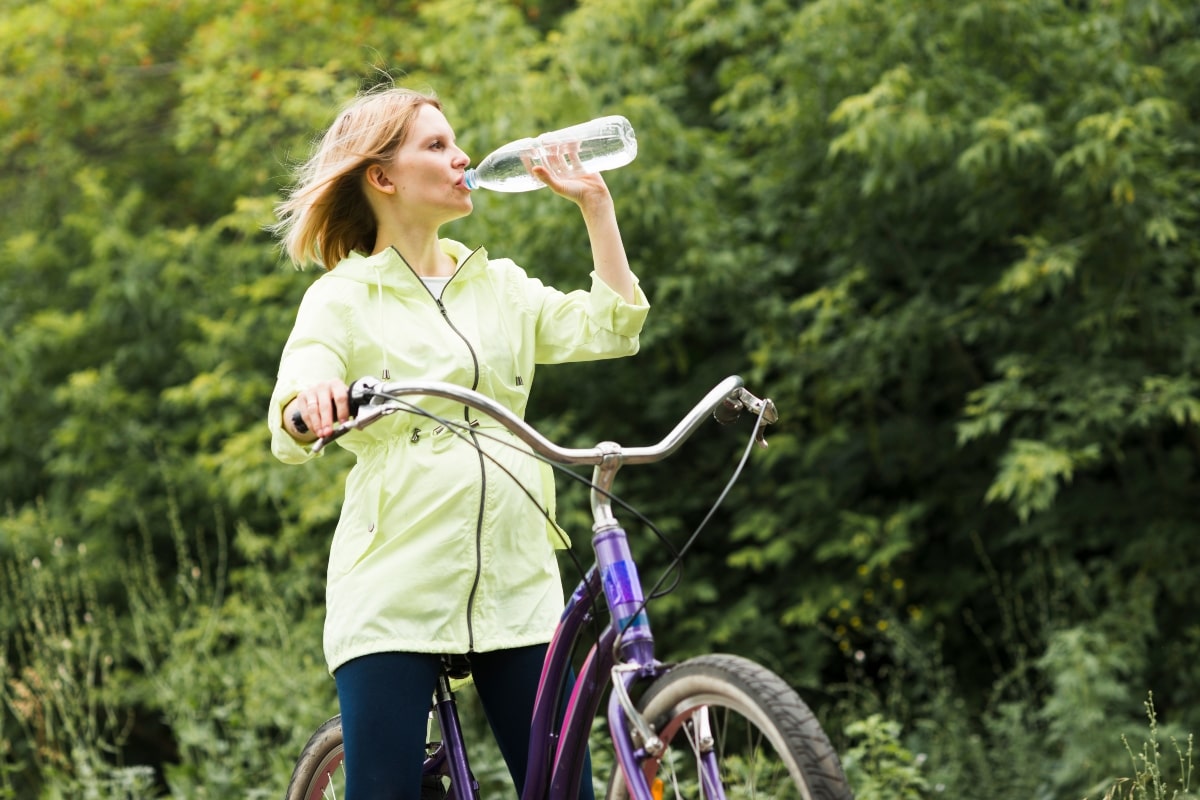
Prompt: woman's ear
<box><xmin>365</xmin><ymin>164</ymin><xmax>396</xmax><ymax>194</ymax></box>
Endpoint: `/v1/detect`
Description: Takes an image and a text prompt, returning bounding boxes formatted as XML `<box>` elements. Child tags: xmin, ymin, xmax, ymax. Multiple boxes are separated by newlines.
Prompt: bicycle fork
<box><xmin>610</xmin><ymin>680</ymin><xmax>727</xmax><ymax>800</ymax></box>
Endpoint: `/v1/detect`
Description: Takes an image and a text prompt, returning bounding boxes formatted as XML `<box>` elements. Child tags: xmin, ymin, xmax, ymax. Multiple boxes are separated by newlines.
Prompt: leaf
<box><xmin>984</xmin><ymin>439</ymin><xmax>1101</xmax><ymax>521</ymax></box>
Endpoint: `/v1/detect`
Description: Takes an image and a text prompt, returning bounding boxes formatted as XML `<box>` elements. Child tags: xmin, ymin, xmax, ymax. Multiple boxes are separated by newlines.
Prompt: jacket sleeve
<box><xmin>530</xmin><ymin>270</ymin><xmax>651</xmax><ymax>364</ymax></box>
<box><xmin>266</xmin><ymin>281</ymin><xmax>351</xmax><ymax>464</ymax></box>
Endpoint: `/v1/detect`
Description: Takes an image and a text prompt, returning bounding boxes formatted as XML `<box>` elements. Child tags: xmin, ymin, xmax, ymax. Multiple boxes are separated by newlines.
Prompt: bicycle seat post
<box><xmin>430</xmin><ymin>663</ymin><xmax>477</xmax><ymax>800</ymax></box>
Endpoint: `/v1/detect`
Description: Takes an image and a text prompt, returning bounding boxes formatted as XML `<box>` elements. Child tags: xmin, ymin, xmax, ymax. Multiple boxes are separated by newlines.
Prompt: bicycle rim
<box><xmin>285</xmin><ymin>716</ymin><xmax>347</xmax><ymax>800</ymax></box>
<box><xmin>607</xmin><ymin>654</ymin><xmax>852</xmax><ymax>800</ymax></box>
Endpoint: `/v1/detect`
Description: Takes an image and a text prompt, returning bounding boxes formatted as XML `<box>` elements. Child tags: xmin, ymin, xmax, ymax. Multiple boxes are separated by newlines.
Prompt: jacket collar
<box><xmin>330</xmin><ymin>238</ymin><xmax>487</xmax><ymax>289</ymax></box>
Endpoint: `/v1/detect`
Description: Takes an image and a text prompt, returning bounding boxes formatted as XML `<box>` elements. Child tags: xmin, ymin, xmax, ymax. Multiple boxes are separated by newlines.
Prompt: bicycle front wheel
<box><xmin>607</xmin><ymin>654</ymin><xmax>852</xmax><ymax>800</ymax></box>
<box><xmin>285</xmin><ymin>716</ymin><xmax>346</xmax><ymax>800</ymax></box>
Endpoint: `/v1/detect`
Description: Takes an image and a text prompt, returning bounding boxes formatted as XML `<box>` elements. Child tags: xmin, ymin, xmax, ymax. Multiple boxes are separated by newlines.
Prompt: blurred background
<box><xmin>2</xmin><ymin>0</ymin><xmax>1199</xmax><ymax>797</ymax></box>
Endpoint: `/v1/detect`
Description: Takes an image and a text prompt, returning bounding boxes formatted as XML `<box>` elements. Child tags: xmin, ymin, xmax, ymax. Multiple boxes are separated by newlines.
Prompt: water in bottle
<box><xmin>464</xmin><ymin>115</ymin><xmax>637</xmax><ymax>192</ymax></box>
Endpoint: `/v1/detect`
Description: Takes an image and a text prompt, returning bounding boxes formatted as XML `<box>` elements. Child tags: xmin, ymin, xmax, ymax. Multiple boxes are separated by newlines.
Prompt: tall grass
<box><xmin>1</xmin><ymin>535</ymin><xmax>155</xmax><ymax>798</ymax></box>
<box><xmin>1098</xmin><ymin>694</ymin><xmax>1194</xmax><ymax>800</ymax></box>
<box><xmin>1</xmin><ymin>496</ymin><xmax>334</xmax><ymax>798</ymax></box>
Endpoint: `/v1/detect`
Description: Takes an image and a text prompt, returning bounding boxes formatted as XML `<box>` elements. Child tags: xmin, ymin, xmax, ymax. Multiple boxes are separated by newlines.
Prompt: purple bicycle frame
<box><xmin>521</xmin><ymin>520</ymin><xmax>671</xmax><ymax>800</ymax></box>
<box><xmin>425</xmin><ymin>523</ymin><xmax>728</xmax><ymax>800</ymax></box>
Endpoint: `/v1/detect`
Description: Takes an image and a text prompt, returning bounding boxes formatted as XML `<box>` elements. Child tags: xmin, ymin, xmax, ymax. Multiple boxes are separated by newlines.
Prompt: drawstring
<box><xmin>375</xmin><ymin>267</ymin><xmax>391</xmax><ymax>380</ymax></box>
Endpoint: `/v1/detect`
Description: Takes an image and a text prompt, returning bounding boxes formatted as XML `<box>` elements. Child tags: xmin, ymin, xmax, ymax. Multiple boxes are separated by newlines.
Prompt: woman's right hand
<box><xmin>284</xmin><ymin>379</ymin><xmax>351</xmax><ymax>441</ymax></box>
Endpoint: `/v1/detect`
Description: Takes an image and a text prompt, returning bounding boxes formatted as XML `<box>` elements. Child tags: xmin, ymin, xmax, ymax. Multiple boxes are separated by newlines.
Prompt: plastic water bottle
<box><xmin>464</xmin><ymin>115</ymin><xmax>637</xmax><ymax>193</ymax></box>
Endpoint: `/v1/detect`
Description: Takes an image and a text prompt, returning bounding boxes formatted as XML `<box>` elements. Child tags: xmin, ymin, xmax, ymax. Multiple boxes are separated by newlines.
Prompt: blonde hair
<box><xmin>273</xmin><ymin>86</ymin><xmax>443</xmax><ymax>269</ymax></box>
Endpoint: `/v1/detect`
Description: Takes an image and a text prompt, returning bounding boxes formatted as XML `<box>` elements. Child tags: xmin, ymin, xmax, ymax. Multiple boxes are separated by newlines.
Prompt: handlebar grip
<box><xmin>291</xmin><ymin>378</ymin><xmax>379</xmax><ymax>441</ymax></box>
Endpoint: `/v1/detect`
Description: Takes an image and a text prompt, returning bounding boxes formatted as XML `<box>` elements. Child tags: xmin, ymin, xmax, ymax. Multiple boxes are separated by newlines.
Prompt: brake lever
<box><xmin>312</xmin><ymin>402</ymin><xmax>394</xmax><ymax>454</ymax></box>
<box><xmin>713</xmin><ymin>388</ymin><xmax>779</xmax><ymax>448</ymax></box>
<box><xmin>750</xmin><ymin>396</ymin><xmax>779</xmax><ymax>448</ymax></box>
<box><xmin>753</xmin><ymin>404</ymin><xmax>778</xmax><ymax>447</ymax></box>
<box><xmin>292</xmin><ymin>376</ymin><xmax>389</xmax><ymax>453</ymax></box>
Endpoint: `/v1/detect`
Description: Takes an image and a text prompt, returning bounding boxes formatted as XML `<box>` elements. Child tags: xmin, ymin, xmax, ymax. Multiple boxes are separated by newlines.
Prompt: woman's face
<box><xmin>380</xmin><ymin>104</ymin><xmax>473</xmax><ymax>224</ymax></box>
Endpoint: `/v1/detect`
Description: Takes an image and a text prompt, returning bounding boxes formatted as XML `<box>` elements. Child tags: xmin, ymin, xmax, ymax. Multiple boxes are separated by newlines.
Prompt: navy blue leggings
<box><xmin>334</xmin><ymin>646</ymin><xmax>594</xmax><ymax>800</ymax></box>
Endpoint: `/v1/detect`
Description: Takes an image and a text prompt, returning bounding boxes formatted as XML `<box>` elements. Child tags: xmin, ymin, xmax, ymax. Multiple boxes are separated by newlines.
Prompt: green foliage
<box><xmin>117</xmin><ymin>516</ymin><xmax>334</xmax><ymax>799</ymax></box>
<box><xmin>841</xmin><ymin>715</ymin><xmax>929</xmax><ymax>800</ymax></box>
<box><xmin>1</xmin><ymin>494</ymin><xmax>333</xmax><ymax>798</ymax></box>
<box><xmin>2</xmin><ymin>0</ymin><xmax>1199</xmax><ymax>796</ymax></box>
<box><xmin>0</xmin><ymin>535</ymin><xmax>155</xmax><ymax>798</ymax></box>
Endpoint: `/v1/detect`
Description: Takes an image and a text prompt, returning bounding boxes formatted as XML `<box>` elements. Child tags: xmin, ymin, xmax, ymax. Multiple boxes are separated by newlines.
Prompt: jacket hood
<box><xmin>329</xmin><ymin>239</ymin><xmax>486</xmax><ymax>288</ymax></box>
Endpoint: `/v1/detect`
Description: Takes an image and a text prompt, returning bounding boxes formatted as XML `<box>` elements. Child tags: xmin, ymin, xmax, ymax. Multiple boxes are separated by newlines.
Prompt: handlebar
<box><xmin>301</xmin><ymin>376</ymin><xmax>778</xmax><ymax>460</ymax></box>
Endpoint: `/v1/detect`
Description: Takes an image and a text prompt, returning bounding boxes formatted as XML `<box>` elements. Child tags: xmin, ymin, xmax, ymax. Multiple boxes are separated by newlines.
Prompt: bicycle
<box><xmin>284</xmin><ymin>375</ymin><xmax>853</xmax><ymax>800</ymax></box>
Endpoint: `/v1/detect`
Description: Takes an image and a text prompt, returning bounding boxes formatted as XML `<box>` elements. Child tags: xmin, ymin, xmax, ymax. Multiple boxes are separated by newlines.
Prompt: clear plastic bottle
<box><xmin>463</xmin><ymin>115</ymin><xmax>637</xmax><ymax>192</ymax></box>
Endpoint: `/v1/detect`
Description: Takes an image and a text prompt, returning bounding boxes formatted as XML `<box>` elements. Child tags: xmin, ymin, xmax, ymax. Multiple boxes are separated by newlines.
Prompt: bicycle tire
<box><xmin>285</xmin><ymin>715</ymin><xmax>345</xmax><ymax>800</ymax></box>
<box><xmin>606</xmin><ymin>654</ymin><xmax>852</xmax><ymax>800</ymax></box>
<box><xmin>284</xmin><ymin>715</ymin><xmax>452</xmax><ymax>800</ymax></box>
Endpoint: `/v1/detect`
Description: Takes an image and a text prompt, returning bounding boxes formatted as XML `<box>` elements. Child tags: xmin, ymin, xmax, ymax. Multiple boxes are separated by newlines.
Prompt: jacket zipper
<box><xmin>434</xmin><ymin>296</ymin><xmax>486</xmax><ymax>651</ymax></box>
<box><xmin>393</xmin><ymin>246</ymin><xmax>487</xmax><ymax>650</ymax></box>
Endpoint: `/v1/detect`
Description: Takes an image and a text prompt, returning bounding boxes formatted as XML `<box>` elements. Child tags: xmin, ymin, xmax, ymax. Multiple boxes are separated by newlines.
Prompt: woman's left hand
<box><xmin>530</xmin><ymin>147</ymin><xmax>613</xmax><ymax>210</ymax></box>
<box><xmin>528</xmin><ymin>147</ymin><xmax>634</xmax><ymax>301</ymax></box>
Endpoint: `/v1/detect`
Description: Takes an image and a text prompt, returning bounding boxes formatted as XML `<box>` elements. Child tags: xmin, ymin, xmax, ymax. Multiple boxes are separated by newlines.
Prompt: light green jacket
<box><xmin>268</xmin><ymin>239</ymin><xmax>649</xmax><ymax>673</ymax></box>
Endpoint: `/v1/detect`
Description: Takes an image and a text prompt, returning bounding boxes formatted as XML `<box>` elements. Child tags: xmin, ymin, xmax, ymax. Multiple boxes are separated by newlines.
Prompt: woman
<box><xmin>267</xmin><ymin>85</ymin><xmax>649</xmax><ymax>800</ymax></box>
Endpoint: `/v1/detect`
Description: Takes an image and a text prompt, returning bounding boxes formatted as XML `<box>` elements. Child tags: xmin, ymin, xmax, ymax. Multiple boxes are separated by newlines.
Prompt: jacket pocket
<box><xmin>328</xmin><ymin>471</ymin><xmax>382</xmax><ymax>578</ymax></box>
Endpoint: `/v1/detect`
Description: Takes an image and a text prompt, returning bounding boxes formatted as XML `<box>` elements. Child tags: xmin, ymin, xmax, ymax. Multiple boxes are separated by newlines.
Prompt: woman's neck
<box><xmin>372</xmin><ymin>228</ymin><xmax>455</xmax><ymax>277</ymax></box>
